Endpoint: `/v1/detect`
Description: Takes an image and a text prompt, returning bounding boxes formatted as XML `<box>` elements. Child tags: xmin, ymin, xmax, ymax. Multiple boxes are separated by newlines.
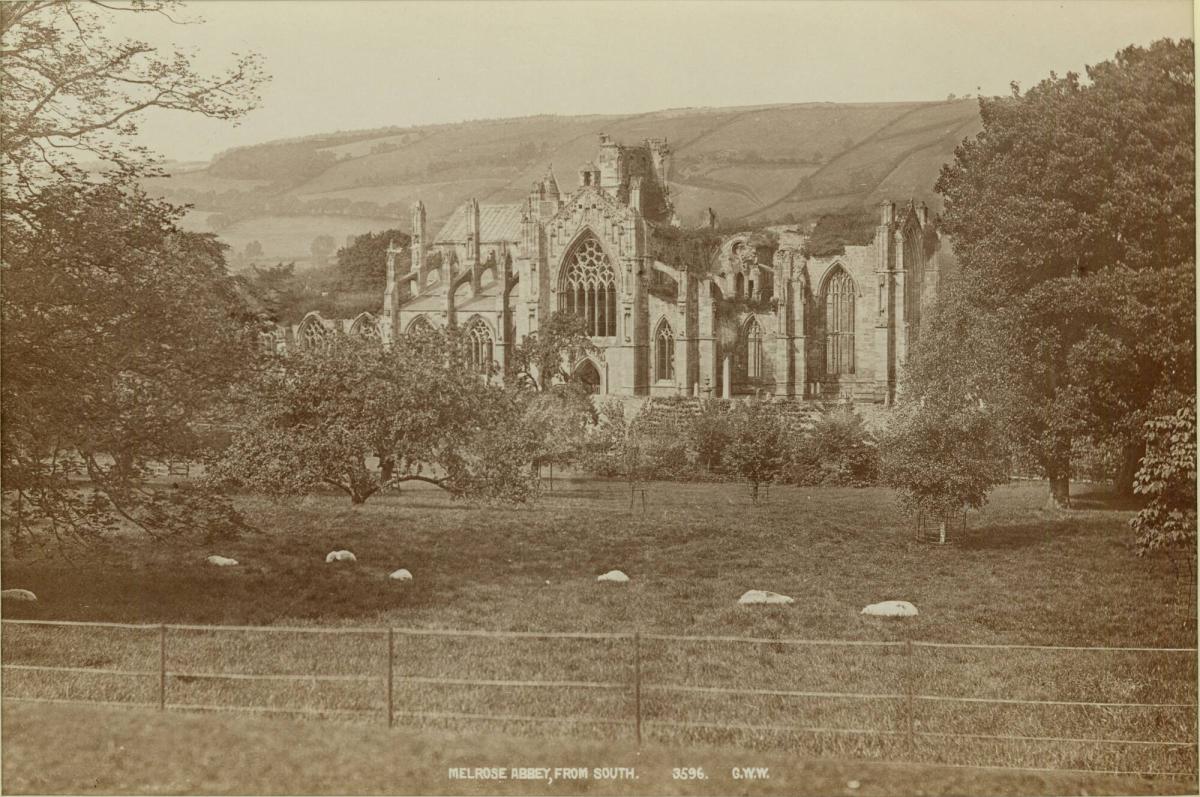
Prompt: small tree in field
<box><xmin>1131</xmin><ymin>398</ymin><xmax>1196</xmax><ymax>576</ymax></box>
<box><xmin>724</xmin><ymin>399</ymin><xmax>786</xmax><ymax>503</ymax></box>
<box><xmin>880</xmin><ymin>398</ymin><xmax>1008</xmax><ymax>543</ymax></box>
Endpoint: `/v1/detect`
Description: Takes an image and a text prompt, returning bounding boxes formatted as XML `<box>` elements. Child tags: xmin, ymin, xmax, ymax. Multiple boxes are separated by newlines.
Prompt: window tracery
<box><xmin>559</xmin><ymin>237</ymin><xmax>617</xmax><ymax>337</ymax></box>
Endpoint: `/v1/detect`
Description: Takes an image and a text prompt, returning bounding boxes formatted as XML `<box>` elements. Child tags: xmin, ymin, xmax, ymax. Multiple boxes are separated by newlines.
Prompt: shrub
<box><xmin>784</xmin><ymin>405</ymin><xmax>879</xmax><ymax>486</ymax></box>
<box><xmin>688</xmin><ymin>399</ymin><xmax>731</xmax><ymax>472</ymax></box>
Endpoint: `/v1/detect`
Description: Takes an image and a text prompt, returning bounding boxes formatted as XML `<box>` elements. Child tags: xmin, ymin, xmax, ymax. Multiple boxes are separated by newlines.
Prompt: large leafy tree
<box><xmin>1</xmin><ymin>1</ymin><xmax>268</xmax><ymax>549</ymax></box>
<box><xmin>209</xmin><ymin>328</ymin><xmax>542</xmax><ymax>504</ymax></box>
<box><xmin>1</xmin><ymin>0</ymin><xmax>266</xmax><ymax>215</ymax></box>
<box><xmin>1</xmin><ymin>183</ymin><xmax>263</xmax><ymax>547</ymax></box>
<box><xmin>925</xmin><ymin>39</ymin><xmax>1194</xmax><ymax>507</ymax></box>
<box><xmin>333</xmin><ymin>229</ymin><xmax>410</xmax><ymax>292</ymax></box>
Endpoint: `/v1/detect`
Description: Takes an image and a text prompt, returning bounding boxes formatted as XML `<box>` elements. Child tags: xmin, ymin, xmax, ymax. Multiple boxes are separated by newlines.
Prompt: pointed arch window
<box><xmin>350</xmin><ymin>312</ymin><xmax>381</xmax><ymax>342</ymax></box>
<box><xmin>467</xmin><ymin>318</ymin><xmax>494</xmax><ymax>373</ymax></box>
<box><xmin>560</xmin><ymin>236</ymin><xmax>617</xmax><ymax>337</ymax></box>
<box><xmin>745</xmin><ymin>317</ymin><xmax>765</xmax><ymax>380</ymax></box>
<box><xmin>654</xmin><ymin>319</ymin><xmax>675</xmax><ymax>382</ymax></box>
<box><xmin>824</xmin><ymin>267</ymin><xmax>855</xmax><ymax>376</ymax></box>
<box><xmin>406</xmin><ymin>315</ymin><xmax>435</xmax><ymax>336</ymax></box>
<box><xmin>298</xmin><ymin>315</ymin><xmax>330</xmax><ymax>350</ymax></box>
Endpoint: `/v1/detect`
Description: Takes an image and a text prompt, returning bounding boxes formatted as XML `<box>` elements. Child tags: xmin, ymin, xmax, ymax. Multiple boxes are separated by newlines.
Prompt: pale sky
<box><xmin>105</xmin><ymin>0</ymin><xmax>1193</xmax><ymax>163</ymax></box>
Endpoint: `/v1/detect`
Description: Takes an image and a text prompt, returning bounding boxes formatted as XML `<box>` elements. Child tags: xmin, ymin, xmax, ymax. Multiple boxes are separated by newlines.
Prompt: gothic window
<box><xmin>559</xmin><ymin>236</ymin><xmax>617</xmax><ymax>337</ymax></box>
<box><xmin>745</xmin><ymin>317</ymin><xmax>765</xmax><ymax>380</ymax></box>
<box><xmin>654</xmin><ymin>319</ymin><xmax>675</xmax><ymax>382</ymax></box>
<box><xmin>467</xmin><ymin>317</ymin><xmax>494</xmax><ymax>373</ymax></box>
<box><xmin>406</xmin><ymin>316</ymin><xmax>435</xmax><ymax>336</ymax></box>
<box><xmin>350</xmin><ymin>312</ymin><xmax>381</xmax><ymax>342</ymax></box>
<box><xmin>573</xmin><ymin>359</ymin><xmax>601</xmax><ymax>395</ymax></box>
<box><xmin>298</xmin><ymin>315</ymin><xmax>329</xmax><ymax>350</ymax></box>
<box><xmin>824</xmin><ymin>267</ymin><xmax>855</xmax><ymax>376</ymax></box>
<box><xmin>735</xmin><ymin>272</ymin><xmax>745</xmax><ymax>299</ymax></box>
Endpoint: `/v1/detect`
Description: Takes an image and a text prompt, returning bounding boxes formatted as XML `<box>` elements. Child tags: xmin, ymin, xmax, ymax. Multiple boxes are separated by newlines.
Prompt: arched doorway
<box><xmin>572</xmin><ymin>359</ymin><xmax>602</xmax><ymax>395</ymax></box>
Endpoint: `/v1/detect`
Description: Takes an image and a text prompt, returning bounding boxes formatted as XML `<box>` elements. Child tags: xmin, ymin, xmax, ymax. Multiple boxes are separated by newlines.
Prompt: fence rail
<box><xmin>2</xmin><ymin>618</ymin><xmax>1196</xmax><ymax>780</ymax></box>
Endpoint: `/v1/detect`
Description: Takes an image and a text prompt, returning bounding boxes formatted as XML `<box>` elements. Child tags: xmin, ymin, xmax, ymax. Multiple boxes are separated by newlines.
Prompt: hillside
<box><xmin>142</xmin><ymin>100</ymin><xmax>981</xmax><ymax>269</ymax></box>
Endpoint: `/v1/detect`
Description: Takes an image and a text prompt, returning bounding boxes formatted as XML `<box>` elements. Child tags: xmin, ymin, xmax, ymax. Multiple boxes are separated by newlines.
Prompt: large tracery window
<box><xmin>560</xmin><ymin>237</ymin><xmax>617</xmax><ymax>337</ymax></box>
<box><xmin>744</xmin><ymin>317</ymin><xmax>765</xmax><ymax>379</ymax></box>
<box><xmin>824</xmin><ymin>267</ymin><xmax>855</xmax><ymax>376</ymax></box>
<box><xmin>654</xmin><ymin>319</ymin><xmax>675</xmax><ymax>382</ymax></box>
<box><xmin>466</xmin><ymin>318</ymin><xmax>494</xmax><ymax>373</ymax></box>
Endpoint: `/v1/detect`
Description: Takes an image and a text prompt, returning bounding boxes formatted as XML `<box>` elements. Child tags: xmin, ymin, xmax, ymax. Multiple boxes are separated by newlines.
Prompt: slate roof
<box><xmin>434</xmin><ymin>203</ymin><xmax>524</xmax><ymax>244</ymax></box>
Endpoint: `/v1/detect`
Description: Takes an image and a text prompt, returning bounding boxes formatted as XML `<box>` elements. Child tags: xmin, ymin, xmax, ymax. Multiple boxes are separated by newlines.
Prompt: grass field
<box><xmin>2</xmin><ymin>479</ymin><xmax>1196</xmax><ymax>792</ymax></box>
<box><xmin>3</xmin><ymin>702</ymin><xmax>1195</xmax><ymax>796</ymax></box>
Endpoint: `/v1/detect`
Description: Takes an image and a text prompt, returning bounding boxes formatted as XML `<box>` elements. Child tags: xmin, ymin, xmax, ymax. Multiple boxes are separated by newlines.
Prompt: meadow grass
<box><xmin>3</xmin><ymin>702</ymin><xmax>1196</xmax><ymax>797</ymax></box>
<box><xmin>2</xmin><ymin>479</ymin><xmax>1196</xmax><ymax>786</ymax></box>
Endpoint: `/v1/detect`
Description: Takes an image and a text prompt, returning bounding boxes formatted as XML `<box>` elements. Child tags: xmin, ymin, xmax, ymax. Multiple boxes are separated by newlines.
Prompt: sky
<box><xmin>104</xmin><ymin>0</ymin><xmax>1193</xmax><ymax>163</ymax></box>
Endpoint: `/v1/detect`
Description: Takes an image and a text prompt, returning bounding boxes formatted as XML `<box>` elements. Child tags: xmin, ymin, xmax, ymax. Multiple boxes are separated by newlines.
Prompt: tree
<box><xmin>523</xmin><ymin>382</ymin><xmax>596</xmax><ymax>477</ymax></box>
<box><xmin>245</xmin><ymin>240</ymin><xmax>264</xmax><ymax>259</ymax></box>
<box><xmin>1131</xmin><ymin>398</ymin><xmax>1196</xmax><ymax>573</ymax></box>
<box><xmin>724</xmin><ymin>399</ymin><xmax>786</xmax><ymax>503</ymax></box>
<box><xmin>209</xmin><ymin>328</ymin><xmax>541</xmax><ymax>505</ymax></box>
<box><xmin>1</xmin><ymin>182</ymin><xmax>262</xmax><ymax>548</ymax></box>
<box><xmin>332</xmin><ymin>228</ymin><xmax>409</xmax><ymax>292</ymax></box>
<box><xmin>880</xmin><ymin>398</ymin><xmax>1009</xmax><ymax>544</ymax></box>
<box><xmin>1</xmin><ymin>0</ymin><xmax>267</xmax><ymax>216</ymax></box>
<box><xmin>1</xmin><ymin>1</ymin><xmax>267</xmax><ymax>550</ymax></box>
<box><xmin>309</xmin><ymin>234</ymin><xmax>336</xmax><ymax>267</ymax></box>
<box><xmin>928</xmin><ymin>39</ymin><xmax>1194</xmax><ymax>507</ymax></box>
<box><xmin>509</xmin><ymin>311</ymin><xmax>598</xmax><ymax>391</ymax></box>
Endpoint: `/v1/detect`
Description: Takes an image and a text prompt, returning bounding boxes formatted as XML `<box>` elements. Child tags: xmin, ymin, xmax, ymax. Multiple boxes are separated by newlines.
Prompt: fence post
<box><xmin>385</xmin><ymin>628</ymin><xmax>394</xmax><ymax>728</ymax></box>
<box><xmin>158</xmin><ymin>624</ymin><xmax>167</xmax><ymax>711</ymax></box>
<box><xmin>904</xmin><ymin>638</ymin><xmax>914</xmax><ymax>757</ymax></box>
<box><xmin>633</xmin><ymin>631</ymin><xmax>642</xmax><ymax>746</ymax></box>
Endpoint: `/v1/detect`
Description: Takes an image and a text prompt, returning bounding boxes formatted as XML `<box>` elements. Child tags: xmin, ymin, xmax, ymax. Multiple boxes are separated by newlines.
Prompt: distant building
<box><xmin>293</xmin><ymin>135</ymin><xmax>956</xmax><ymax>403</ymax></box>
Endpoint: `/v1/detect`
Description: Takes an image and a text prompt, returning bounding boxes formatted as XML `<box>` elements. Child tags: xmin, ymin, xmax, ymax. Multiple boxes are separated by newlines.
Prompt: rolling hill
<box><xmin>142</xmin><ymin>100</ymin><xmax>982</xmax><ymax>268</ymax></box>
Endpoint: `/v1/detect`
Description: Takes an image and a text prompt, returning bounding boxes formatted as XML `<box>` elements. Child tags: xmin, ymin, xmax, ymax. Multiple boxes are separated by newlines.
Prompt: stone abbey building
<box><xmin>291</xmin><ymin>135</ymin><xmax>955</xmax><ymax>403</ymax></box>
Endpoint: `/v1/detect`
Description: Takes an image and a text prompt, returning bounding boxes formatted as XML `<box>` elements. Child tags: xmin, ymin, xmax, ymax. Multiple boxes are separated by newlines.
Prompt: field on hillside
<box><xmin>2</xmin><ymin>480</ymin><xmax>1196</xmax><ymax>788</ymax></box>
<box><xmin>141</xmin><ymin>101</ymin><xmax>982</xmax><ymax>267</ymax></box>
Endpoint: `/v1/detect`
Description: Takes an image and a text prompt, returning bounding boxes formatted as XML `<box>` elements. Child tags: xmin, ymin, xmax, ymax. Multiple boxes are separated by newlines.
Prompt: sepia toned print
<box><xmin>0</xmin><ymin>2</ymin><xmax>1195</xmax><ymax>796</ymax></box>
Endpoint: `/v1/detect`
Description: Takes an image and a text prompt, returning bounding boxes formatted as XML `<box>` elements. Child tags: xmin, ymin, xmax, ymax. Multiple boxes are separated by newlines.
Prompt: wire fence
<box><xmin>2</xmin><ymin>619</ymin><xmax>1196</xmax><ymax>780</ymax></box>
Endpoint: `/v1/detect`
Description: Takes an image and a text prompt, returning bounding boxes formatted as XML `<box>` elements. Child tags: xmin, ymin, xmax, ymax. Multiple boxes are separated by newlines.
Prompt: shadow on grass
<box><xmin>1069</xmin><ymin>489</ymin><xmax>1145</xmax><ymax>512</ymax></box>
<box><xmin>953</xmin><ymin>520</ymin><xmax>1087</xmax><ymax>551</ymax></box>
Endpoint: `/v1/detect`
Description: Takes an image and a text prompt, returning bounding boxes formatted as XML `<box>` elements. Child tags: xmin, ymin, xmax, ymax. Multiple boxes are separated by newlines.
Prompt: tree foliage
<box><xmin>509</xmin><ymin>311</ymin><xmax>598</xmax><ymax>391</ymax></box>
<box><xmin>923</xmin><ymin>38</ymin><xmax>1195</xmax><ymax>507</ymax></box>
<box><xmin>1</xmin><ymin>0</ymin><xmax>267</xmax><ymax>215</ymax></box>
<box><xmin>1</xmin><ymin>1</ymin><xmax>268</xmax><ymax>551</ymax></box>
<box><xmin>333</xmin><ymin>228</ymin><xmax>410</xmax><ymax>292</ymax></box>
<box><xmin>1131</xmin><ymin>398</ymin><xmax>1196</xmax><ymax>559</ymax></box>
<box><xmin>209</xmin><ymin>328</ymin><xmax>541</xmax><ymax>505</ymax></box>
<box><xmin>1</xmin><ymin>182</ymin><xmax>262</xmax><ymax>548</ymax></box>
<box><xmin>724</xmin><ymin>399</ymin><xmax>787</xmax><ymax>502</ymax></box>
<box><xmin>785</xmin><ymin>405</ymin><xmax>880</xmax><ymax>487</ymax></box>
<box><xmin>880</xmin><ymin>398</ymin><xmax>1009</xmax><ymax>542</ymax></box>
